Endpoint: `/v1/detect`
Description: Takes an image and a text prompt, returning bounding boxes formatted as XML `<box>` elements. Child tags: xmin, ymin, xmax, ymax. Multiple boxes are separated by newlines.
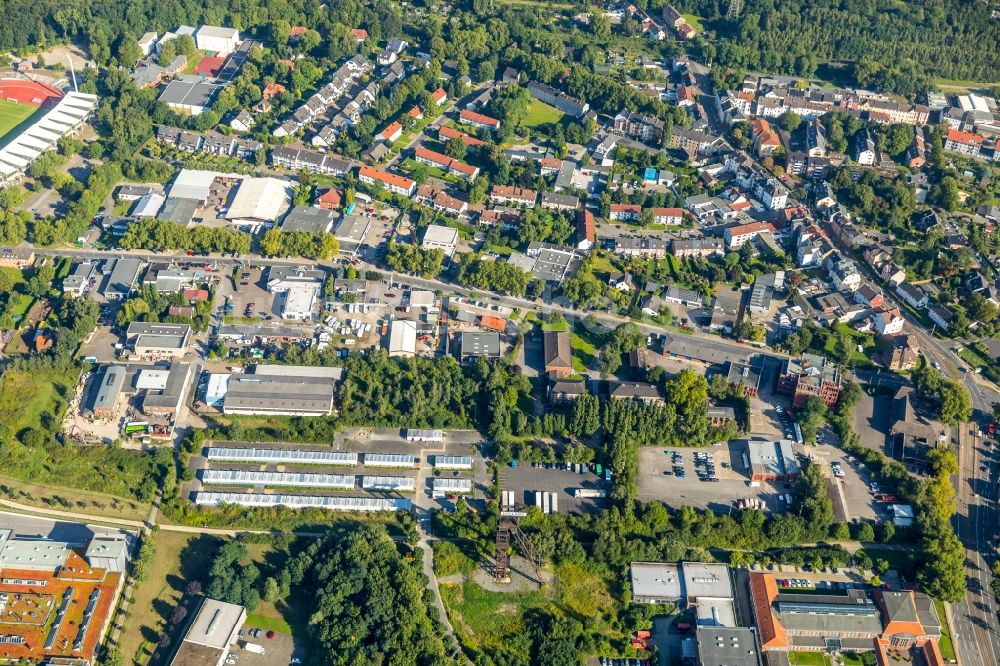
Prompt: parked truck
<box><xmin>574</xmin><ymin>488</ymin><xmax>607</xmax><ymax>498</ymax></box>
<box><xmin>243</xmin><ymin>643</ymin><xmax>265</xmax><ymax>655</ymax></box>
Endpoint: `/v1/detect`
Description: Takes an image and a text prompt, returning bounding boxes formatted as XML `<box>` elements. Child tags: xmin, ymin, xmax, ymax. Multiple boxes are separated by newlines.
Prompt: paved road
<box><xmin>951</xmin><ymin>375</ymin><xmax>1000</xmax><ymax>666</ymax></box>
<box><xmin>32</xmin><ymin>245</ymin><xmax>777</xmax><ymax>367</ymax></box>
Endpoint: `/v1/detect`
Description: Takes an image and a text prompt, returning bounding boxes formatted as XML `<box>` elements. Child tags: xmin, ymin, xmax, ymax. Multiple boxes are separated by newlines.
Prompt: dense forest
<box><xmin>679</xmin><ymin>0</ymin><xmax>1000</xmax><ymax>94</ymax></box>
<box><xmin>284</xmin><ymin>525</ymin><xmax>455</xmax><ymax>666</ymax></box>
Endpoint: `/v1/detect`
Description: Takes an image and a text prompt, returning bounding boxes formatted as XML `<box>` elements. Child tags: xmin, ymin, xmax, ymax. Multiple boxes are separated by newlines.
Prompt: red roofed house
<box><xmin>609</xmin><ymin>204</ymin><xmax>642</xmax><ymax>221</ymax></box>
<box><xmin>724</xmin><ymin>221</ymin><xmax>773</xmax><ymax>249</ymax></box>
<box><xmin>751</xmin><ymin>118</ymin><xmax>781</xmax><ymax>157</ymax></box>
<box><xmin>183</xmin><ymin>288</ymin><xmax>210</xmax><ymax>303</ymax></box>
<box><xmin>539</xmin><ymin>158</ymin><xmax>562</xmax><ymax>176</ymax></box>
<box><xmin>31</xmin><ymin>329</ymin><xmax>54</xmax><ymax>353</ymax></box>
<box><xmin>651</xmin><ymin>207</ymin><xmax>684</xmax><ymax>225</ymax></box>
<box><xmin>480</xmin><ymin>315</ymin><xmax>508</xmax><ymax>332</ymax></box>
<box><xmin>358</xmin><ymin>165</ymin><xmax>416</xmax><ymax>196</ymax></box>
<box><xmin>677</xmin><ymin>85</ymin><xmax>696</xmax><ymax>107</ymax></box>
<box><xmin>408</xmin><ymin>105</ymin><xmax>424</xmax><ymax>120</ymax></box>
<box><xmin>379</xmin><ymin>121</ymin><xmax>404</xmax><ymax>144</ymax></box>
<box><xmin>315</xmin><ymin>188</ymin><xmax>342</xmax><ymax>210</ymax></box>
<box><xmin>350</xmin><ymin>28</ymin><xmax>369</xmax><ymax>42</ymax></box>
<box><xmin>577</xmin><ymin>209</ymin><xmax>596</xmax><ymax>250</ymax></box>
<box><xmin>438</xmin><ymin>125</ymin><xmax>486</xmax><ymax>148</ymax></box>
<box><xmin>459</xmin><ymin>109</ymin><xmax>501</xmax><ymax>131</ymax></box>
<box><xmin>944</xmin><ymin>129</ymin><xmax>984</xmax><ymax>156</ymax></box>
<box><xmin>289</xmin><ymin>26</ymin><xmax>308</xmax><ymax>37</ymax></box>
<box><xmin>490</xmin><ymin>185</ymin><xmax>537</xmax><ymax>207</ymax></box>
<box><xmin>431</xmin><ymin>87</ymin><xmax>448</xmax><ymax>106</ymax></box>
<box><xmin>262</xmin><ymin>82</ymin><xmax>286</xmax><ymax>100</ymax></box>
<box><xmin>414</xmin><ymin>145</ymin><xmax>480</xmax><ymax>180</ymax></box>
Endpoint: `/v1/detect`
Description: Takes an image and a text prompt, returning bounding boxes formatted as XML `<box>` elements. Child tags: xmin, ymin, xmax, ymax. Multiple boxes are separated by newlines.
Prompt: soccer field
<box><xmin>0</xmin><ymin>99</ymin><xmax>36</xmax><ymax>140</ymax></box>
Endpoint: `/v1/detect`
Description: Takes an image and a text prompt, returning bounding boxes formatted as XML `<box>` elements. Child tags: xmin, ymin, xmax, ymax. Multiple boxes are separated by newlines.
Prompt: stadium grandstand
<box><xmin>0</xmin><ymin>79</ymin><xmax>97</xmax><ymax>187</ymax></box>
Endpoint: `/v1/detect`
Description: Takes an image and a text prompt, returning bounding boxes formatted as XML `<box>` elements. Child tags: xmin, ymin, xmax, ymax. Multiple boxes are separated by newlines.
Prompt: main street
<box><xmin>31</xmin><ymin>245</ymin><xmax>779</xmax><ymax>367</ymax></box>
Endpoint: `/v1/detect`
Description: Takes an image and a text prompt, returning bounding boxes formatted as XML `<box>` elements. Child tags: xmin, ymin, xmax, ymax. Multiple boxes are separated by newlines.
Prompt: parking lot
<box><xmin>223</xmin><ymin>267</ymin><xmax>278</xmax><ymax>320</ymax></box>
<box><xmin>232</xmin><ymin>626</ymin><xmax>297</xmax><ymax>666</ymax></box>
<box><xmin>636</xmin><ymin>444</ymin><xmax>798</xmax><ymax>513</ymax></box>
<box><xmin>809</xmin><ymin>445</ymin><xmax>879</xmax><ymax>522</ymax></box>
<box><xmin>499</xmin><ymin>463</ymin><xmax>610</xmax><ymax>515</ymax></box>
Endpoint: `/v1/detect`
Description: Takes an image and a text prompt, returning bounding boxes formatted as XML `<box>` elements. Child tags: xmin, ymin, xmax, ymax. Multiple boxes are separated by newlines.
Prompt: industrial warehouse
<box><xmin>209</xmin><ymin>365</ymin><xmax>342</xmax><ymax>416</ymax></box>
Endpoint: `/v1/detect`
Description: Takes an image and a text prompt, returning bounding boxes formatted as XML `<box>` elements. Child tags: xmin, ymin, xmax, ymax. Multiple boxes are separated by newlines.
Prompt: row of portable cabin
<box><xmin>206</xmin><ymin>447</ymin><xmax>473</xmax><ymax>470</ymax></box>
<box><xmin>202</xmin><ymin>469</ymin><xmax>416</xmax><ymax>491</ymax></box>
<box><xmin>194</xmin><ymin>492</ymin><xmax>412</xmax><ymax>511</ymax></box>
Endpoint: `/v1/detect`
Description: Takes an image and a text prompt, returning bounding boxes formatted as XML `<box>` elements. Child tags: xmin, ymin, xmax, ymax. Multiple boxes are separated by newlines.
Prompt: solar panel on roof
<box><xmin>206</xmin><ymin>447</ymin><xmax>358</xmax><ymax>465</ymax></box>
<box><xmin>202</xmin><ymin>469</ymin><xmax>356</xmax><ymax>489</ymax></box>
<box><xmin>194</xmin><ymin>492</ymin><xmax>410</xmax><ymax>511</ymax></box>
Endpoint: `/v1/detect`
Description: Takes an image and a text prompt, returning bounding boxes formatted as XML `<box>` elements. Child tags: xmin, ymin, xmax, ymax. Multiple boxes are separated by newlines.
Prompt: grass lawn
<box><xmin>787</xmin><ymin>652</ymin><xmax>832</xmax><ymax>666</ymax></box>
<box><xmin>241</xmin><ymin>543</ymin><xmax>309</xmax><ymax>636</ymax></box>
<box><xmin>0</xmin><ymin>99</ymin><xmax>37</xmax><ymax>141</ymax></box>
<box><xmin>588</xmin><ymin>254</ymin><xmax>617</xmax><ymax>274</ymax></box>
<box><xmin>935</xmin><ymin>599</ymin><xmax>956</xmax><ymax>661</ymax></box>
<box><xmin>570</xmin><ymin>322</ymin><xmax>607</xmax><ymax>373</ymax></box>
<box><xmin>859</xmin><ymin>547</ymin><xmax>917</xmax><ymax>578</ymax></box>
<box><xmin>824</xmin><ymin>323</ymin><xmax>874</xmax><ymax>364</ymax></box>
<box><xmin>118</xmin><ymin>532</ymin><xmax>221</xmax><ymax>665</ymax></box>
<box><xmin>0</xmin><ymin>367</ymin><xmax>77</xmax><ymax>435</ymax></box>
<box><xmin>399</xmin><ymin>157</ymin><xmax>457</xmax><ymax>183</ymax></box>
<box><xmin>541</xmin><ymin>317</ymin><xmax>570</xmax><ymax>332</ymax></box>
<box><xmin>839</xmin><ymin>656</ymin><xmax>865</xmax><ymax>666</ymax></box>
<box><xmin>681</xmin><ymin>13</ymin><xmax>704</xmax><ymax>32</ymax></box>
<box><xmin>0</xmin><ymin>266</ymin><xmax>30</xmax><ymax>325</ymax></box>
<box><xmin>522</xmin><ymin>99</ymin><xmax>564</xmax><ymax>129</ymax></box>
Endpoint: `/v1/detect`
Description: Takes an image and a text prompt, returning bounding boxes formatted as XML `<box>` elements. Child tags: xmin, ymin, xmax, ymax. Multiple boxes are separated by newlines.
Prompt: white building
<box><xmin>388</xmin><ymin>319</ymin><xmax>417</xmax><ymax>357</ymax></box>
<box><xmin>195</xmin><ymin>25</ymin><xmax>241</xmax><ymax>55</ymax></box>
<box><xmin>421</xmin><ymin>224</ymin><xmax>459</xmax><ymax>257</ymax></box>
<box><xmin>277</xmin><ymin>285</ymin><xmax>318</xmax><ymax>320</ymax></box>
<box><xmin>132</xmin><ymin>192</ymin><xmax>165</xmax><ymax>218</ymax></box>
<box><xmin>224</xmin><ymin>177</ymin><xmax>294</xmax><ymax>226</ymax></box>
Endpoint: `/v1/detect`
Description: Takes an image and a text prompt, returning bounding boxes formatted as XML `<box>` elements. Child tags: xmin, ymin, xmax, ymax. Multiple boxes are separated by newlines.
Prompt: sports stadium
<box><xmin>0</xmin><ymin>78</ymin><xmax>98</xmax><ymax>186</ymax></box>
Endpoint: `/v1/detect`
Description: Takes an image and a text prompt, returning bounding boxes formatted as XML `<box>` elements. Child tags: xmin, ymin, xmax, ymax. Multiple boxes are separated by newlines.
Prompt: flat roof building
<box><xmin>169</xmin><ymin>597</ymin><xmax>246</xmax><ymax>666</ymax></box>
<box><xmin>630</xmin><ymin>562</ymin><xmax>734</xmax><ymax>609</ymax></box>
<box><xmin>746</xmin><ymin>440</ymin><xmax>800</xmax><ymax>481</ymax></box>
<box><xmin>220</xmin><ymin>366</ymin><xmax>340</xmax><ymax>416</ymax></box>
<box><xmin>101</xmin><ymin>258</ymin><xmax>144</xmax><ymax>300</ymax></box>
<box><xmin>281</xmin><ymin>205</ymin><xmax>335</xmax><ymax>233</ymax></box>
<box><xmin>127</xmin><ymin>321</ymin><xmax>192</xmax><ymax>358</ymax></box>
<box><xmin>459</xmin><ymin>331</ymin><xmax>500</xmax><ymax>361</ymax></box>
<box><xmin>422</xmin><ymin>224</ymin><xmax>459</xmax><ymax>257</ymax></box>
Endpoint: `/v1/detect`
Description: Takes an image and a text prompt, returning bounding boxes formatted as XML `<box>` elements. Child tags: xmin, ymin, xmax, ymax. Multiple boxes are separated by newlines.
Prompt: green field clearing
<box><xmin>119</xmin><ymin>532</ymin><xmax>221</xmax><ymax>665</ymax></box>
<box><xmin>440</xmin><ymin>579</ymin><xmax>550</xmax><ymax>661</ymax></box>
<box><xmin>682</xmin><ymin>14</ymin><xmax>704</xmax><ymax>32</ymax></box>
<box><xmin>787</xmin><ymin>652</ymin><xmax>832</xmax><ymax>666</ymax></box>
<box><xmin>0</xmin><ymin>99</ymin><xmax>36</xmax><ymax>141</ymax></box>
<box><xmin>0</xmin><ymin>474</ymin><xmax>151</xmax><ymax>522</ymax></box>
<box><xmin>440</xmin><ymin>562</ymin><xmax>623</xmax><ymax>662</ymax></box>
<box><xmin>523</xmin><ymin>99</ymin><xmax>564</xmax><ymax>129</ymax></box>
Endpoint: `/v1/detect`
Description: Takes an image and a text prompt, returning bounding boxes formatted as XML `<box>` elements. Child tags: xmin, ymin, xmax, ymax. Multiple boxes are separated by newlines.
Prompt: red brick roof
<box><xmin>946</xmin><ymin>129</ymin><xmax>984</xmax><ymax>146</ymax></box>
<box><xmin>438</xmin><ymin>125</ymin><xmax>486</xmax><ymax>147</ymax></box>
<box><xmin>577</xmin><ymin>209</ymin><xmax>596</xmax><ymax>244</ymax></box>
<box><xmin>610</xmin><ymin>203</ymin><xmax>642</xmax><ymax>214</ymax></box>
<box><xmin>351</xmin><ymin>28</ymin><xmax>369</xmax><ymax>41</ymax></box>
<box><xmin>651</xmin><ymin>207</ymin><xmax>683</xmax><ymax>218</ymax></box>
<box><xmin>460</xmin><ymin>109</ymin><xmax>500</xmax><ymax>127</ymax></box>
<box><xmin>480</xmin><ymin>315</ymin><xmax>508</xmax><ymax>331</ymax></box>
<box><xmin>358</xmin><ymin>165</ymin><xmax>415</xmax><ymax>191</ymax></box>
<box><xmin>431</xmin><ymin>87</ymin><xmax>447</xmax><ymax>104</ymax></box>
<box><xmin>379</xmin><ymin>121</ymin><xmax>403</xmax><ymax>140</ymax></box>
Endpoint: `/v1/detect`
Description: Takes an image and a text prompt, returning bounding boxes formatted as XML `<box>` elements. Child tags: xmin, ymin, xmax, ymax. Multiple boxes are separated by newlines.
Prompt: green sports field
<box><xmin>0</xmin><ymin>99</ymin><xmax>36</xmax><ymax>141</ymax></box>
